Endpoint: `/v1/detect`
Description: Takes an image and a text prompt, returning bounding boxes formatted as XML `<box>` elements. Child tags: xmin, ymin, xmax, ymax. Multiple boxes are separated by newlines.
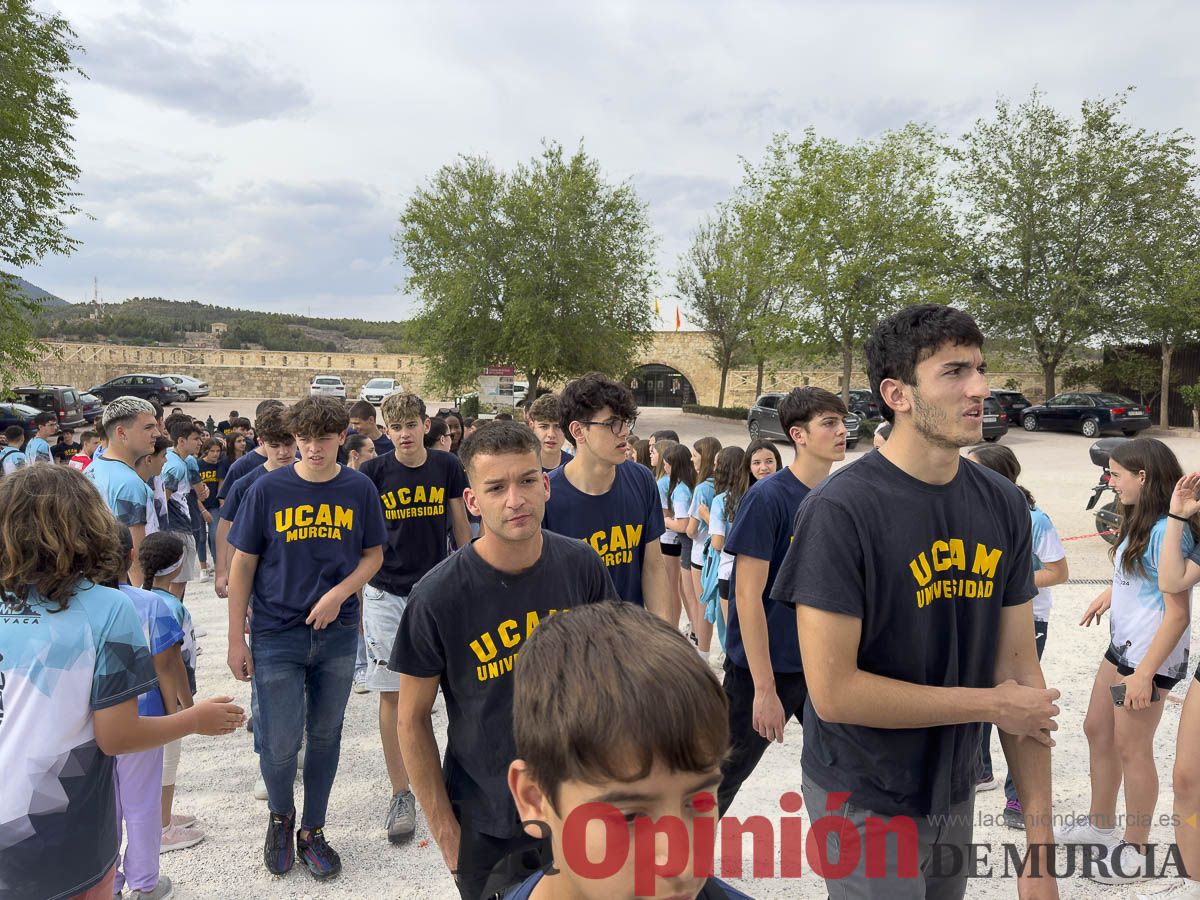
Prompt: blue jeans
<box><xmin>192</xmin><ymin>517</ymin><xmax>208</xmax><ymax>565</ymax></box>
<box><xmin>251</xmin><ymin>622</ymin><xmax>357</xmax><ymax>830</ymax></box>
<box><xmin>979</xmin><ymin>619</ymin><xmax>1049</xmax><ymax>804</ymax></box>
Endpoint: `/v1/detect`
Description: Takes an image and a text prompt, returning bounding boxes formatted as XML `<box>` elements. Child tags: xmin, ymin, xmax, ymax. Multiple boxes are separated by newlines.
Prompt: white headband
<box><xmin>154</xmin><ymin>553</ymin><xmax>184</xmax><ymax>578</ymax></box>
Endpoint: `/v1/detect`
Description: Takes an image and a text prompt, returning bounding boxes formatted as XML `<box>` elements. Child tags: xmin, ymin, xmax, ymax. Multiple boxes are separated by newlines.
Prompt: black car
<box><xmin>847</xmin><ymin>388</ymin><xmax>882</xmax><ymax>420</ymax></box>
<box><xmin>11</xmin><ymin>385</ymin><xmax>87</xmax><ymax>431</ymax></box>
<box><xmin>747</xmin><ymin>393</ymin><xmax>861</xmax><ymax>448</ymax></box>
<box><xmin>88</xmin><ymin>373</ymin><xmax>182</xmax><ymax>405</ymax></box>
<box><xmin>1020</xmin><ymin>392</ymin><xmax>1152</xmax><ymax>438</ymax></box>
<box><xmin>78</xmin><ymin>392</ymin><xmax>103</xmax><ymax>424</ymax></box>
<box><xmin>981</xmin><ymin>396</ymin><xmax>1009</xmax><ymax>442</ymax></box>
<box><xmin>0</xmin><ymin>401</ymin><xmax>41</xmax><ymax>439</ymax></box>
<box><xmin>991</xmin><ymin>389</ymin><xmax>1032</xmax><ymax>424</ymax></box>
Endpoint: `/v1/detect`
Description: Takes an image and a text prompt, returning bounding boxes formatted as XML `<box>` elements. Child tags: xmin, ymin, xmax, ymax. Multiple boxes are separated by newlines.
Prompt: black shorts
<box><xmin>661</xmin><ymin>541</ymin><xmax>682</xmax><ymax>557</ymax></box>
<box><xmin>691</xmin><ymin>562</ymin><xmax>703</xmax><ymax>571</ymax></box>
<box><xmin>1104</xmin><ymin>646</ymin><xmax>1181</xmax><ymax>692</ymax></box>
<box><xmin>718</xmin><ymin>578</ymin><xmax>729</xmax><ymax>601</ymax></box>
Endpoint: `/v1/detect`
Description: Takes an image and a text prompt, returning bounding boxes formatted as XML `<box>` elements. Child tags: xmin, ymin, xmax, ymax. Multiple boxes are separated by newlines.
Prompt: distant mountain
<box><xmin>10</xmin><ymin>277</ymin><xmax>69</xmax><ymax>308</ymax></box>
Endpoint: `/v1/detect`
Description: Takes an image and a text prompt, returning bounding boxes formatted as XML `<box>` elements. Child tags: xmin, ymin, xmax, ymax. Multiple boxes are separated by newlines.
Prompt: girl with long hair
<box><xmin>229</xmin><ymin>433</ymin><xmax>248</xmax><ymax>461</ymax></box>
<box><xmin>345</xmin><ymin>433</ymin><xmax>377</xmax><ymax>470</ymax></box>
<box><xmin>686</xmin><ymin>437</ymin><xmax>722</xmax><ymax>656</ymax></box>
<box><xmin>707</xmin><ymin>446</ymin><xmax>747</xmax><ymax>639</ymax></box>
<box><xmin>1057</xmin><ymin>438</ymin><xmax>1197</xmax><ymax>884</ymax></box>
<box><xmin>744</xmin><ymin>439</ymin><xmax>781</xmax><ymax>484</ymax></box>
<box><xmin>663</xmin><ymin>443</ymin><xmax>699</xmax><ymax>639</ymax></box>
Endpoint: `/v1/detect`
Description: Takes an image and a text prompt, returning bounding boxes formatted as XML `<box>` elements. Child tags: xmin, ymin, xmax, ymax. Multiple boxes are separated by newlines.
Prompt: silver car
<box><xmin>162</xmin><ymin>374</ymin><xmax>210</xmax><ymax>401</ymax></box>
<box><xmin>310</xmin><ymin>376</ymin><xmax>346</xmax><ymax>399</ymax></box>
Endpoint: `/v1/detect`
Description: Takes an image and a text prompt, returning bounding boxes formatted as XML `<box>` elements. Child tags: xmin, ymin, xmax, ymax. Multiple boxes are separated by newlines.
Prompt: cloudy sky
<box><xmin>17</xmin><ymin>0</ymin><xmax>1200</xmax><ymax>326</ymax></box>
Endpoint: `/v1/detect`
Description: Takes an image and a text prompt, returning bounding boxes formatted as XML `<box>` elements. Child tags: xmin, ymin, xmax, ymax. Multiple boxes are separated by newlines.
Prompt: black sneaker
<box><xmin>297</xmin><ymin>827</ymin><xmax>342</xmax><ymax>880</ymax></box>
<box><xmin>264</xmin><ymin>810</ymin><xmax>295</xmax><ymax>875</ymax></box>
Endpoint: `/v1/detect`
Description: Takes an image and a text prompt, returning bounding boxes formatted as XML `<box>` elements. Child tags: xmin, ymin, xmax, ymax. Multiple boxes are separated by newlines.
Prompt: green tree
<box><xmin>396</xmin><ymin>142</ymin><xmax>657</xmax><ymax>398</ymax></box>
<box><xmin>749</xmin><ymin>124</ymin><xmax>957</xmax><ymax>402</ymax></box>
<box><xmin>954</xmin><ymin>90</ymin><xmax>1166</xmax><ymax>397</ymax></box>
<box><xmin>0</xmin><ymin>0</ymin><xmax>82</xmax><ymax>384</ymax></box>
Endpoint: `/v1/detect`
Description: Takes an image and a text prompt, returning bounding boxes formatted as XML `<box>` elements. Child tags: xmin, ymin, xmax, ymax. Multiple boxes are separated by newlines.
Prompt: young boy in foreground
<box><xmin>504</xmin><ymin>601</ymin><xmax>750</xmax><ymax>899</ymax></box>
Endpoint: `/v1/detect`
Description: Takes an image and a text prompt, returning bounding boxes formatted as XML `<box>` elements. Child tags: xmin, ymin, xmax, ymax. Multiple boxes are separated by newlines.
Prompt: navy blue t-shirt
<box><xmin>542</xmin><ymin>461</ymin><xmax>665</xmax><ymax>606</ymax></box>
<box><xmin>227</xmin><ymin>465</ymin><xmax>387</xmax><ymax>634</ymax></box>
<box><xmin>372</xmin><ymin>433</ymin><xmax>395</xmax><ymax>456</ymax></box>
<box><xmin>220</xmin><ymin>463</ymin><xmax>273</xmax><ymax>524</ymax></box>
<box><xmin>217</xmin><ymin>450</ymin><xmax>267</xmax><ymax>501</ymax></box>
<box><xmin>725</xmin><ymin>468</ymin><xmax>811</xmax><ymax>673</ymax></box>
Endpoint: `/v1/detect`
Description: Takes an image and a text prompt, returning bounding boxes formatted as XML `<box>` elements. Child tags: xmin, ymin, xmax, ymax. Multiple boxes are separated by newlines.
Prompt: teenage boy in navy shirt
<box><xmin>541</xmin><ymin>373</ymin><xmax>669</xmax><ymax>616</ymax></box>
<box><xmin>226</xmin><ymin>396</ymin><xmax>386</xmax><ymax>881</ymax></box>
<box><xmin>716</xmin><ymin>386</ymin><xmax>848</xmax><ymax>814</ymax></box>
<box><xmin>359</xmin><ymin>392</ymin><xmax>471</xmax><ymax>844</ymax></box>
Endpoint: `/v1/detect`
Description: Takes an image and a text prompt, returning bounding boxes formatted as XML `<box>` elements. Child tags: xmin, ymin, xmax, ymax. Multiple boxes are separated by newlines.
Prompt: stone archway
<box><xmin>625</xmin><ymin>364</ymin><xmax>697</xmax><ymax>408</ymax></box>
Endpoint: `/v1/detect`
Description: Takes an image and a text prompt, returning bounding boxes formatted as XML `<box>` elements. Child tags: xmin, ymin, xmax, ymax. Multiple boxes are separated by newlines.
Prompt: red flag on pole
<box><xmin>675</xmin><ymin>305</ymin><xmax>681</xmax><ymax>331</ymax></box>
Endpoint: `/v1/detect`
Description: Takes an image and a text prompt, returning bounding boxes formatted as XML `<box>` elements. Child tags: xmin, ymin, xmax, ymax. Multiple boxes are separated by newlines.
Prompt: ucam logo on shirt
<box><xmin>908</xmin><ymin>538</ymin><xmax>1003</xmax><ymax>609</ymax></box>
<box><xmin>470</xmin><ymin>608</ymin><xmax>569</xmax><ymax>683</ymax></box>
<box><xmin>274</xmin><ymin>503</ymin><xmax>355</xmax><ymax>542</ymax></box>
<box><xmin>583</xmin><ymin>523</ymin><xmax>643</xmax><ymax>567</ymax></box>
<box><xmin>380</xmin><ymin>484</ymin><xmax>446</xmax><ymax>520</ymax></box>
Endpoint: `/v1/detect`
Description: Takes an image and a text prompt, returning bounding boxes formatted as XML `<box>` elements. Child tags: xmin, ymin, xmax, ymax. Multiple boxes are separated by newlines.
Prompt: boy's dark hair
<box><xmin>168</xmin><ymin>421</ymin><xmax>200</xmax><ymax>444</ymax></box>
<box><xmin>60</xmin><ymin>427</ymin><xmax>75</xmax><ymax>436</ymax></box>
<box><xmin>458</xmin><ymin>420</ymin><xmax>539</xmax><ymax>478</ymax></box>
<box><xmin>33</xmin><ymin>411</ymin><xmax>56</xmax><ymax>427</ymax></box>
<box><xmin>348</xmin><ymin>400</ymin><xmax>377</xmax><ymax>421</ymax></box>
<box><xmin>526</xmin><ymin>393</ymin><xmax>560</xmax><ymax>425</ymax></box>
<box><xmin>494</xmin><ymin>412</ymin><xmax>513</xmax><ymax>421</ymax></box>
<box><xmin>228</xmin><ymin>410</ymin><xmax>240</xmax><ymax>419</ymax></box>
<box><xmin>423</xmin><ymin>416</ymin><xmax>448</xmax><ymax>448</ymax></box>
<box><xmin>254</xmin><ymin>399</ymin><xmax>283</xmax><ymax>419</ymax></box>
<box><xmin>150</xmin><ymin>435</ymin><xmax>172</xmax><ymax>456</ymax></box>
<box><xmin>232</xmin><ymin>417</ymin><xmax>252</xmax><ymax>430</ymax></box>
<box><xmin>514</xmin><ymin>601</ymin><xmax>728</xmax><ymax>808</ymax></box>
<box><xmin>139</xmin><ymin>531</ymin><xmax>185</xmax><ymax>591</ymax></box>
<box><xmin>381</xmin><ymin>392</ymin><xmax>426</xmax><ymax>426</ymax></box>
<box><xmin>865</xmin><ymin>303</ymin><xmax>985</xmax><ymax>423</ymax></box>
<box><xmin>254</xmin><ymin>407</ymin><xmax>293</xmax><ymax>445</ymax></box>
<box><xmin>778</xmin><ymin>386</ymin><xmax>848</xmax><ymax>439</ymax></box>
<box><xmin>463</xmin><ymin>417</ymin><xmax>476</xmax><ymax>429</ymax></box>
<box><xmin>3</xmin><ymin>425</ymin><xmax>24</xmax><ymax>444</ymax></box>
<box><xmin>558</xmin><ymin>373</ymin><xmax>637</xmax><ymax>447</ymax></box>
<box><xmin>199</xmin><ymin>437</ymin><xmax>223</xmax><ymax>456</ymax></box>
<box><xmin>283</xmin><ymin>396</ymin><xmax>349</xmax><ymax>439</ymax></box>
<box><xmin>651</xmin><ymin>429</ymin><xmax>679</xmax><ymax>443</ymax></box>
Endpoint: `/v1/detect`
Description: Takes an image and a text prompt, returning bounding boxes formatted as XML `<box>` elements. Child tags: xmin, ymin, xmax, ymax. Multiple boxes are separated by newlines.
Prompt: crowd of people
<box><xmin>3</xmin><ymin>302</ymin><xmax>1200</xmax><ymax>900</ymax></box>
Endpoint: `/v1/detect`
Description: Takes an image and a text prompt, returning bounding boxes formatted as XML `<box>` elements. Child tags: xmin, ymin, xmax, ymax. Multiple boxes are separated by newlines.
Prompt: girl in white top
<box><xmin>705</xmin><ymin>447</ymin><xmax>748</xmax><ymax>640</ymax></box>
<box><xmin>1058</xmin><ymin>438</ymin><xmax>1197</xmax><ymax>885</ymax></box>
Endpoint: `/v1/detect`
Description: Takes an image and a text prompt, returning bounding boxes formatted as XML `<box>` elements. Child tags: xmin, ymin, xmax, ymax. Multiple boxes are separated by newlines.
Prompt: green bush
<box><xmin>682</xmin><ymin>404</ymin><xmax>749</xmax><ymax>420</ymax></box>
<box><xmin>459</xmin><ymin>395</ymin><xmax>480</xmax><ymax>417</ymax></box>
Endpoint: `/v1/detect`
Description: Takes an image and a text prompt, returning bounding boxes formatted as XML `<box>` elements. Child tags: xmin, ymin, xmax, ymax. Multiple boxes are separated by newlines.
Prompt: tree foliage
<box><xmin>396</xmin><ymin>142</ymin><xmax>657</xmax><ymax>397</ymax></box>
<box><xmin>0</xmin><ymin>0</ymin><xmax>83</xmax><ymax>383</ymax></box>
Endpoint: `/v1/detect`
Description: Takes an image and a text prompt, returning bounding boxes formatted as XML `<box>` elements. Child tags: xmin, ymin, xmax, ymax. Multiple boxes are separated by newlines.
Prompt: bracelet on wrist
<box><xmin>1168</xmin><ymin>513</ymin><xmax>1190</xmax><ymax>523</ymax></box>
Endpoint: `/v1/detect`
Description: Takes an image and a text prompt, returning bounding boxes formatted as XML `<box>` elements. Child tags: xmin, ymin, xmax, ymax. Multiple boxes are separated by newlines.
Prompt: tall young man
<box><xmin>393</xmin><ymin>421</ymin><xmax>615</xmax><ymax>899</ymax></box>
<box><xmin>775</xmin><ymin>304</ymin><xmax>1060</xmax><ymax>899</ymax></box>
<box><xmin>226</xmin><ymin>396</ymin><xmax>386</xmax><ymax>881</ymax></box>
<box><xmin>716</xmin><ymin>386</ymin><xmax>848</xmax><ymax>815</ymax></box>
<box><xmin>359</xmin><ymin>392</ymin><xmax>471</xmax><ymax>843</ymax></box>
<box><xmin>542</xmin><ymin>374</ymin><xmax>669</xmax><ymax>615</ymax></box>
<box><xmin>348</xmin><ymin>400</ymin><xmax>395</xmax><ymax>457</ymax></box>
<box><xmin>161</xmin><ymin>422</ymin><xmax>204</xmax><ymax>597</ymax></box>
<box><xmin>24</xmin><ymin>412</ymin><xmax>57</xmax><ymax>464</ymax></box>
<box><xmin>87</xmin><ymin>397</ymin><xmax>161</xmax><ymax>586</ymax></box>
<box><xmin>525</xmin><ymin>394</ymin><xmax>567</xmax><ymax>472</ymax></box>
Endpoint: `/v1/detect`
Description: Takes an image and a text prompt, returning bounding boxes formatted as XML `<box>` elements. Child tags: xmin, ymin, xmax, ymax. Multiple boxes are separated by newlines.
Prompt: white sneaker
<box><xmin>194</xmin><ymin>571</ymin><xmax>212</xmax><ymax>583</ymax></box>
<box><xmin>253</xmin><ymin>775</ymin><xmax>268</xmax><ymax>800</ymax></box>
<box><xmin>1137</xmin><ymin>880</ymin><xmax>1200</xmax><ymax>899</ymax></box>
<box><xmin>1089</xmin><ymin>841</ymin><xmax>1148</xmax><ymax>885</ymax></box>
<box><xmin>192</xmin><ymin>626</ymin><xmax>208</xmax><ymax>638</ymax></box>
<box><xmin>1053</xmin><ymin>813</ymin><xmax>1121</xmax><ymax>847</ymax></box>
<box><xmin>159</xmin><ymin>824</ymin><xmax>204</xmax><ymax>853</ymax></box>
<box><xmin>352</xmin><ymin>677</ymin><xmax>369</xmax><ymax>694</ymax></box>
<box><xmin>976</xmin><ymin>775</ymin><xmax>999</xmax><ymax>792</ymax></box>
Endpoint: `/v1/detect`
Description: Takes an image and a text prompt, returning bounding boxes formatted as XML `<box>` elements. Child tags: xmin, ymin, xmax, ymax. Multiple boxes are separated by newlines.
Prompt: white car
<box><xmin>310</xmin><ymin>376</ymin><xmax>346</xmax><ymax>399</ymax></box>
<box><xmin>162</xmin><ymin>373</ymin><xmax>210</xmax><ymax>401</ymax></box>
<box><xmin>359</xmin><ymin>377</ymin><xmax>402</xmax><ymax>405</ymax></box>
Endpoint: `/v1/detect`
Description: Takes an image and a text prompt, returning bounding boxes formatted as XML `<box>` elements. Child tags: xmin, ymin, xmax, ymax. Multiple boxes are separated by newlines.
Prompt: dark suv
<box><xmin>991</xmin><ymin>389</ymin><xmax>1032</xmax><ymax>424</ymax></box>
<box><xmin>88</xmin><ymin>373</ymin><xmax>182</xmax><ymax>404</ymax></box>
<box><xmin>847</xmin><ymin>388</ymin><xmax>882</xmax><ymax>420</ymax></box>
<box><xmin>747</xmin><ymin>393</ymin><xmax>861</xmax><ymax>448</ymax></box>
<box><xmin>11</xmin><ymin>385</ymin><xmax>86</xmax><ymax>430</ymax></box>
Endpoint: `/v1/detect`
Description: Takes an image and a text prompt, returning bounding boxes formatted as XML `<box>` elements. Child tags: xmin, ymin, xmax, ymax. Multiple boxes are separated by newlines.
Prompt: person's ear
<box><xmin>877</xmin><ymin>377</ymin><xmax>910</xmax><ymax>418</ymax></box>
<box><xmin>463</xmin><ymin>486</ymin><xmax>482</xmax><ymax>518</ymax></box>
<box><xmin>508</xmin><ymin>760</ymin><xmax>554</xmax><ymax>838</ymax></box>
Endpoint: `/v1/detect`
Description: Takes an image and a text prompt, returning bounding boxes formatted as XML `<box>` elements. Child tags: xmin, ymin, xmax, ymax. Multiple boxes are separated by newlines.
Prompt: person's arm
<box><xmin>710</xmin><ymin>533</ymin><xmax>725</xmax><ymax>553</ymax></box>
<box><xmin>1160</xmin><ymin>475</ymin><xmax>1200</xmax><ymax>591</ymax></box>
<box><xmin>640</xmin><ymin>540</ymin><xmax>671</xmax><ymax>621</ymax></box>
<box><xmin>448</xmin><ymin>498</ymin><xmax>471</xmax><ymax>550</ymax></box>
<box><xmin>1122</xmin><ymin>589</ymin><xmax>1191</xmax><ymax>710</ymax></box>
<box><xmin>993</xmin><ymin>601</ymin><xmax>1057</xmax><ymax>895</ymax></box>
<box><xmin>166</xmin><ymin>645</ymin><xmax>193</xmax><ymax>710</ymax></box>
<box><xmin>306</xmin><ymin>545</ymin><xmax>384</xmax><ymax>628</ymax></box>
<box><xmin>150</xmin><ymin>647</ymin><xmax>184</xmax><ymax>716</ymax></box>
<box><xmin>733</xmin><ymin>555</ymin><xmax>787</xmax><ymax>742</ymax></box>
<box><xmin>93</xmin><ymin>695</ymin><xmax>245</xmax><ymax>756</ymax></box>
<box><xmin>1034</xmin><ymin>557</ymin><xmax>1067</xmax><ymax>589</ymax></box>
<box><xmin>226</xmin><ymin>549</ymin><xmax>259</xmax><ymax>681</ymax></box>
<box><xmin>796</xmin><ymin>604</ymin><xmax>1059</xmax><ymax>740</ymax></box>
<box><xmin>397</xmin><ymin>674</ymin><xmax>460</xmax><ymax>874</ymax></box>
<box><xmin>686</xmin><ymin>515</ymin><xmax>700</xmax><ymax>540</ymax></box>
<box><xmin>214</xmin><ymin>516</ymin><xmax>234</xmax><ymax>596</ymax></box>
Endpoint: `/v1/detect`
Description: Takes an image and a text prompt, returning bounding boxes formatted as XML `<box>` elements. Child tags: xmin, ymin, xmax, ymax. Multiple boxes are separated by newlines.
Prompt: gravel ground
<box><xmin>154</xmin><ymin>403</ymin><xmax>1200</xmax><ymax>898</ymax></box>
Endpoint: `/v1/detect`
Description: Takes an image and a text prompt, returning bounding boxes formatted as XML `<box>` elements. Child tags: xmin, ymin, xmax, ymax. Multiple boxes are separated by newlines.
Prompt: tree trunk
<box><xmin>1192</xmin><ymin>407</ymin><xmax>1199</xmax><ymax>432</ymax></box>
<box><xmin>526</xmin><ymin>371</ymin><xmax>540</xmax><ymax>406</ymax></box>
<box><xmin>755</xmin><ymin>358</ymin><xmax>765</xmax><ymax>398</ymax></box>
<box><xmin>841</xmin><ymin>346</ymin><xmax>853</xmax><ymax>404</ymax></box>
<box><xmin>718</xmin><ymin>361</ymin><xmax>729</xmax><ymax>409</ymax></box>
<box><xmin>1042</xmin><ymin>361</ymin><xmax>1057</xmax><ymax>400</ymax></box>
<box><xmin>1160</xmin><ymin>341</ymin><xmax>1173</xmax><ymax>430</ymax></box>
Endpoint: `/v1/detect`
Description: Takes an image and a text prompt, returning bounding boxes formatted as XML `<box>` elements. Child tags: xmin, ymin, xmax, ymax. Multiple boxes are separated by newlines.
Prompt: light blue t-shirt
<box><xmin>86</xmin><ymin>455</ymin><xmax>153</xmax><ymax>528</ymax></box>
<box><xmin>161</xmin><ymin>450</ymin><xmax>193</xmax><ymax>531</ymax></box>
<box><xmin>0</xmin><ymin>446</ymin><xmax>26</xmax><ymax>476</ymax></box>
<box><xmin>152</xmin><ymin>587</ymin><xmax>197</xmax><ymax>697</ymax></box>
<box><xmin>708</xmin><ymin>490</ymin><xmax>736</xmax><ymax>580</ymax></box>
<box><xmin>656</xmin><ymin>473</ymin><xmax>678</xmax><ymax>545</ymax></box>
<box><xmin>688</xmin><ymin>478</ymin><xmax>716</xmax><ymax>566</ymax></box>
<box><xmin>669</xmin><ymin>479</ymin><xmax>692</xmax><ymax>535</ymax></box>
<box><xmin>118</xmin><ymin>584</ymin><xmax>184</xmax><ymax>717</ymax></box>
<box><xmin>1029</xmin><ymin>506</ymin><xmax>1066</xmax><ymax>621</ymax></box>
<box><xmin>24</xmin><ymin>436</ymin><xmax>51</xmax><ymax>465</ymax></box>
<box><xmin>0</xmin><ymin>581</ymin><xmax>156</xmax><ymax>899</ymax></box>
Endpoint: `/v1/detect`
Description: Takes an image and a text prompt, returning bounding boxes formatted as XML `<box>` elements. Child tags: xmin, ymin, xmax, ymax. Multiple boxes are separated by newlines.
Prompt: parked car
<box><xmin>991</xmin><ymin>389</ymin><xmax>1032</xmax><ymax>424</ymax></box>
<box><xmin>88</xmin><ymin>374</ymin><xmax>182</xmax><ymax>405</ymax></box>
<box><xmin>358</xmin><ymin>377</ymin><xmax>402</xmax><ymax>405</ymax></box>
<box><xmin>11</xmin><ymin>385</ymin><xmax>87</xmax><ymax>430</ymax></box>
<box><xmin>747</xmin><ymin>392</ymin><xmax>861</xmax><ymax>448</ymax></box>
<box><xmin>310</xmin><ymin>376</ymin><xmax>346</xmax><ymax>399</ymax></box>
<box><xmin>78</xmin><ymin>392</ymin><xmax>103</xmax><ymax>424</ymax></box>
<box><xmin>847</xmin><ymin>388</ymin><xmax>882</xmax><ymax>420</ymax></box>
<box><xmin>162</xmin><ymin>374</ymin><xmax>210</xmax><ymax>401</ymax></box>
<box><xmin>513</xmin><ymin>382</ymin><xmax>529</xmax><ymax>405</ymax></box>
<box><xmin>1020</xmin><ymin>392</ymin><xmax>1152</xmax><ymax>438</ymax></box>
<box><xmin>0</xmin><ymin>401</ymin><xmax>41</xmax><ymax>439</ymax></box>
<box><xmin>981</xmin><ymin>396</ymin><xmax>1009</xmax><ymax>442</ymax></box>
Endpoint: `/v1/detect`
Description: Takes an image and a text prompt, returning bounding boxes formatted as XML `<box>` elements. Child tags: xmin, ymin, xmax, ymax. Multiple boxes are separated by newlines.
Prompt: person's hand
<box><xmin>227</xmin><ymin>639</ymin><xmax>253</xmax><ymax>681</ymax></box>
<box><xmin>305</xmin><ymin>590</ymin><xmax>345</xmax><ymax>629</ymax></box>
<box><xmin>753</xmin><ymin>686</ymin><xmax>787</xmax><ymax>743</ymax></box>
<box><xmin>215</xmin><ymin>572</ymin><xmax>228</xmax><ymax>598</ymax></box>
<box><xmin>1120</xmin><ymin>672</ymin><xmax>1156</xmax><ymax>711</ymax></box>
<box><xmin>195</xmin><ymin>482</ymin><xmax>210</xmax><ymax>502</ymax></box>
<box><xmin>1170</xmin><ymin>473</ymin><xmax>1200</xmax><ymax>518</ymax></box>
<box><xmin>699</xmin><ymin>503</ymin><xmax>710</xmax><ymax>523</ymax></box>
<box><xmin>434</xmin><ymin>818</ymin><xmax>462</xmax><ymax>876</ymax></box>
<box><xmin>1080</xmin><ymin>593</ymin><xmax>1111</xmax><ymax>627</ymax></box>
<box><xmin>190</xmin><ymin>696</ymin><xmax>245</xmax><ymax>735</ymax></box>
<box><xmin>993</xmin><ymin>680</ymin><xmax>1060</xmax><ymax>746</ymax></box>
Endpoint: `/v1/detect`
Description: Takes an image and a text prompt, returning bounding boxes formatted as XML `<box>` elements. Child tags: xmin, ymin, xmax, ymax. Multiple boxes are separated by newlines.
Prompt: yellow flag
<box><xmin>654</xmin><ymin>297</ymin><xmax>660</xmax><ymax>316</ymax></box>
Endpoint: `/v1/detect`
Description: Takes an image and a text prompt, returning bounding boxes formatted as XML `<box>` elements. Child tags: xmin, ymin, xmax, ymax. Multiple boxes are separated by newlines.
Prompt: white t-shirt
<box><xmin>1030</xmin><ymin>507</ymin><xmax>1065</xmax><ymax>622</ymax></box>
<box><xmin>657</xmin><ymin>474</ymin><xmax>678</xmax><ymax>546</ymax></box>
<box><xmin>1109</xmin><ymin>516</ymin><xmax>1197</xmax><ymax>682</ymax></box>
<box><xmin>708</xmin><ymin>491</ymin><xmax>736</xmax><ymax>580</ymax></box>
